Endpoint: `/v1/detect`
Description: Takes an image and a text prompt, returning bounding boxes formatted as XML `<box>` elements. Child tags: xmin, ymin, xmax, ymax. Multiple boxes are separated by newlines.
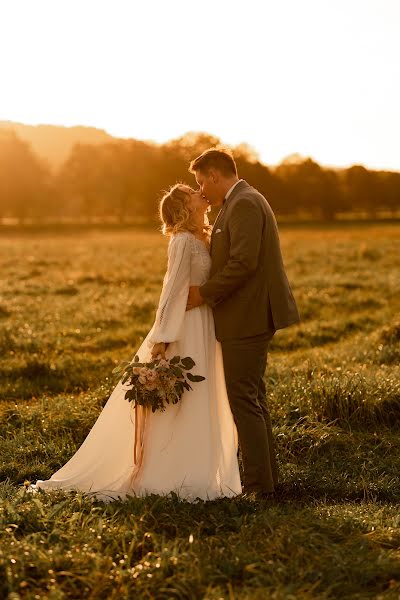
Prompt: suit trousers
<box><xmin>220</xmin><ymin>331</ymin><xmax>278</xmax><ymax>493</ymax></box>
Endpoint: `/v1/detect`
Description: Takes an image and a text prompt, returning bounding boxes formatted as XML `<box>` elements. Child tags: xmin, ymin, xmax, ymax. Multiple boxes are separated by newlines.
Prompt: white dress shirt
<box><xmin>224</xmin><ymin>179</ymin><xmax>244</xmax><ymax>202</ymax></box>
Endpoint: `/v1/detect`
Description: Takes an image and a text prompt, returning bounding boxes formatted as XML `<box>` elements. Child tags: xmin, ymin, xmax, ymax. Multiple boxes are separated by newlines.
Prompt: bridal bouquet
<box><xmin>112</xmin><ymin>354</ymin><xmax>206</xmax><ymax>413</ymax></box>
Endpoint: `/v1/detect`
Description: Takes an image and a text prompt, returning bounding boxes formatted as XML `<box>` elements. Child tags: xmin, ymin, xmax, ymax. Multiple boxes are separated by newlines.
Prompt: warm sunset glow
<box><xmin>1</xmin><ymin>0</ymin><xmax>399</xmax><ymax>170</ymax></box>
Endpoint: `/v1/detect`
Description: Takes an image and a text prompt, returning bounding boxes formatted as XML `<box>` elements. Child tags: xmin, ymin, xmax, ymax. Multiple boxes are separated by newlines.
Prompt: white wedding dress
<box><xmin>34</xmin><ymin>231</ymin><xmax>241</xmax><ymax>501</ymax></box>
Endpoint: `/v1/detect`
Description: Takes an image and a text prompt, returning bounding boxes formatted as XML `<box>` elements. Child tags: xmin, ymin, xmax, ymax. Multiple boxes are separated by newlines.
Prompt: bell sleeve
<box><xmin>148</xmin><ymin>232</ymin><xmax>191</xmax><ymax>346</ymax></box>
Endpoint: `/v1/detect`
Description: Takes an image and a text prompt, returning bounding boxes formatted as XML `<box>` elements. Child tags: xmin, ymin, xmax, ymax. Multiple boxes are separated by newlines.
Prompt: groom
<box><xmin>187</xmin><ymin>148</ymin><xmax>300</xmax><ymax>497</ymax></box>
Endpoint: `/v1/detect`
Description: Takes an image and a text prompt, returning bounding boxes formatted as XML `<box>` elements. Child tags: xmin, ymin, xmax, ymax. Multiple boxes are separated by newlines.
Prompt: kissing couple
<box><xmin>33</xmin><ymin>148</ymin><xmax>300</xmax><ymax>502</ymax></box>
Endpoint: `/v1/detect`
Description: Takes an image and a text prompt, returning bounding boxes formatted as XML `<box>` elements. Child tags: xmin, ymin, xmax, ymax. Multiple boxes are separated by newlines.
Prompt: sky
<box><xmin>1</xmin><ymin>0</ymin><xmax>399</xmax><ymax>171</ymax></box>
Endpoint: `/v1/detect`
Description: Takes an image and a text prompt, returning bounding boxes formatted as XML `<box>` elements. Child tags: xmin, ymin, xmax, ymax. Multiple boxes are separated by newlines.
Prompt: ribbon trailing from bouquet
<box><xmin>131</xmin><ymin>404</ymin><xmax>148</xmax><ymax>483</ymax></box>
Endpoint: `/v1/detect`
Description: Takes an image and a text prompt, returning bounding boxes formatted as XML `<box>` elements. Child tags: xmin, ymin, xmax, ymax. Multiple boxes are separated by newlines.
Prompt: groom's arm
<box><xmin>199</xmin><ymin>196</ymin><xmax>263</xmax><ymax>307</ymax></box>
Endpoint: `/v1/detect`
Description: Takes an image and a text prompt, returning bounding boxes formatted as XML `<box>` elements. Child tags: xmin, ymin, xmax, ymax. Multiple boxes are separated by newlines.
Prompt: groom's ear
<box><xmin>209</xmin><ymin>168</ymin><xmax>219</xmax><ymax>184</ymax></box>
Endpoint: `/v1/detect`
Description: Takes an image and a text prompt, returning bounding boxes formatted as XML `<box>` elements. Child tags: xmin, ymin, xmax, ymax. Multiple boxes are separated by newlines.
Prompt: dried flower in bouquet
<box><xmin>112</xmin><ymin>355</ymin><xmax>205</xmax><ymax>413</ymax></box>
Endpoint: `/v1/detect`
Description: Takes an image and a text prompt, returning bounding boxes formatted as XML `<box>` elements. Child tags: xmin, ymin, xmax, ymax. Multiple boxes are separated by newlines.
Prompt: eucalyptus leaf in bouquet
<box><xmin>113</xmin><ymin>355</ymin><xmax>206</xmax><ymax>413</ymax></box>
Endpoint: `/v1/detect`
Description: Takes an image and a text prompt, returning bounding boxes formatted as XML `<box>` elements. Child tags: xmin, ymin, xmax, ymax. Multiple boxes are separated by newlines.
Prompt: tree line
<box><xmin>0</xmin><ymin>128</ymin><xmax>399</xmax><ymax>224</ymax></box>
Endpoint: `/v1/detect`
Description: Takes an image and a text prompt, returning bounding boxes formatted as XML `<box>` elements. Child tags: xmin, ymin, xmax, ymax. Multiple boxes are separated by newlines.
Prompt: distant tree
<box><xmin>128</xmin><ymin>141</ymin><xmax>169</xmax><ymax>221</ymax></box>
<box><xmin>275</xmin><ymin>156</ymin><xmax>344</xmax><ymax>220</ymax></box>
<box><xmin>58</xmin><ymin>143</ymin><xmax>105</xmax><ymax>222</ymax></box>
<box><xmin>101</xmin><ymin>141</ymin><xmax>139</xmax><ymax>223</ymax></box>
<box><xmin>0</xmin><ymin>121</ymin><xmax>114</xmax><ymax>171</ymax></box>
<box><xmin>165</xmin><ymin>132</ymin><xmax>222</xmax><ymax>163</ymax></box>
<box><xmin>3</xmin><ymin>125</ymin><xmax>399</xmax><ymax>224</ymax></box>
<box><xmin>319</xmin><ymin>169</ymin><xmax>344</xmax><ymax>221</ymax></box>
<box><xmin>233</xmin><ymin>143</ymin><xmax>260</xmax><ymax>163</ymax></box>
<box><xmin>343</xmin><ymin>165</ymin><xmax>382</xmax><ymax>218</ymax></box>
<box><xmin>376</xmin><ymin>171</ymin><xmax>400</xmax><ymax>216</ymax></box>
<box><xmin>233</xmin><ymin>147</ymin><xmax>283</xmax><ymax>214</ymax></box>
<box><xmin>0</xmin><ymin>129</ymin><xmax>51</xmax><ymax>223</ymax></box>
<box><xmin>295</xmin><ymin>158</ymin><xmax>326</xmax><ymax>216</ymax></box>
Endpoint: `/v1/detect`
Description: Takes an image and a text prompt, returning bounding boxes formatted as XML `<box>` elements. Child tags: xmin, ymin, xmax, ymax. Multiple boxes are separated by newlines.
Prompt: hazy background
<box><xmin>1</xmin><ymin>1</ymin><xmax>399</xmax><ymax>225</ymax></box>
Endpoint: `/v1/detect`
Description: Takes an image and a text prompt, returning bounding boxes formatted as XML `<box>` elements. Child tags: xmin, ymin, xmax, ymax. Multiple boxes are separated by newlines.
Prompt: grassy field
<box><xmin>0</xmin><ymin>223</ymin><xmax>399</xmax><ymax>599</ymax></box>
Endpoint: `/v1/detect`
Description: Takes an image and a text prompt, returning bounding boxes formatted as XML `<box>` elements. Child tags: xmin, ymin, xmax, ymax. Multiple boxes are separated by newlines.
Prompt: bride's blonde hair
<box><xmin>159</xmin><ymin>183</ymin><xmax>212</xmax><ymax>238</ymax></box>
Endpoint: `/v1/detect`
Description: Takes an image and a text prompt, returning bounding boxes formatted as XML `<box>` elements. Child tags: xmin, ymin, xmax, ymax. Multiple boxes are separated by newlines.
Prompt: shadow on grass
<box><xmin>0</xmin><ymin>356</ymin><xmax>115</xmax><ymax>400</ymax></box>
<box><xmin>270</xmin><ymin>315</ymin><xmax>379</xmax><ymax>352</ymax></box>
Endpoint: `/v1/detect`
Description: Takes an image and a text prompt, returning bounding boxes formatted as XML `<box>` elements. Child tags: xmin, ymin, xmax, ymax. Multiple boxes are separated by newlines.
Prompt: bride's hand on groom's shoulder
<box><xmin>186</xmin><ymin>286</ymin><xmax>204</xmax><ymax>311</ymax></box>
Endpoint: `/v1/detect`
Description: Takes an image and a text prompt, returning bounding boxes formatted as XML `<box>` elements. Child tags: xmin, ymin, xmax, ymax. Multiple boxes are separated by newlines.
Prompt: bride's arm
<box><xmin>148</xmin><ymin>233</ymin><xmax>191</xmax><ymax>348</ymax></box>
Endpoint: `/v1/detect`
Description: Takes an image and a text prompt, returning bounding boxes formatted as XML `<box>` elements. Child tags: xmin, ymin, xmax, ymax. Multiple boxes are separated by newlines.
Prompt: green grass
<box><xmin>0</xmin><ymin>224</ymin><xmax>400</xmax><ymax>599</ymax></box>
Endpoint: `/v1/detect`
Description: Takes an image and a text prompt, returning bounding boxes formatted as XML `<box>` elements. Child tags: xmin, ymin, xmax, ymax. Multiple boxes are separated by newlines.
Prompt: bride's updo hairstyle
<box><xmin>159</xmin><ymin>183</ymin><xmax>211</xmax><ymax>238</ymax></box>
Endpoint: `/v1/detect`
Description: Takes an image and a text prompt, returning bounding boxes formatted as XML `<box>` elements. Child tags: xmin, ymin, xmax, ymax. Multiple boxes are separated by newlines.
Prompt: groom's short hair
<box><xmin>189</xmin><ymin>148</ymin><xmax>237</xmax><ymax>177</ymax></box>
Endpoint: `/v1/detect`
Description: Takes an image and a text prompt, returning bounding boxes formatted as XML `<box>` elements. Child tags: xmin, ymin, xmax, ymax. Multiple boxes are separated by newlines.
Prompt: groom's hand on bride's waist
<box><xmin>186</xmin><ymin>286</ymin><xmax>204</xmax><ymax>311</ymax></box>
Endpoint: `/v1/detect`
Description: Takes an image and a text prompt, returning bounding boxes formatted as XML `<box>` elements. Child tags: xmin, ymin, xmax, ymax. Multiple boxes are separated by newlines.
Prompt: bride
<box><xmin>33</xmin><ymin>184</ymin><xmax>242</xmax><ymax>501</ymax></box>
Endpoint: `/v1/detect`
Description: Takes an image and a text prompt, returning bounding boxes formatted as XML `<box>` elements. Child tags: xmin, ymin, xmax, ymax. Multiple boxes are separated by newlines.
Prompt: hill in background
<box><xmin>0</xmin><ymin>120</ymin><xmax>114</xmax><ymax>170</ymax></box>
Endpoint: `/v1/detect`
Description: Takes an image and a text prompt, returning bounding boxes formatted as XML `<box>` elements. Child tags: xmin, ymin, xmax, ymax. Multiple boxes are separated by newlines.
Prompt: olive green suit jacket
<box><xmin>199</xmin><ymin>180</ymin><xmax>300</xmax><ymax>341</ymax></box>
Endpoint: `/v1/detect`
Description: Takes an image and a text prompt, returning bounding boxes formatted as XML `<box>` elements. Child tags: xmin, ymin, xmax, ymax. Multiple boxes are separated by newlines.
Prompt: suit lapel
<box><xmin>210</xmin><ymin>210</ymin><xmax>223</xmax><ymax>253</ymax></box>
<box><xmin>211</xmin><ymin>207</ymin><xmax>224</xmax><ymax>239</ymax></box>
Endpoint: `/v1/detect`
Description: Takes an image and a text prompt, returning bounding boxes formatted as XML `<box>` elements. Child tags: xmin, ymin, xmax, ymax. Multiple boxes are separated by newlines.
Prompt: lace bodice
<box><xmin>148</xmin><ymin>232</ymin><xmax>211</xmax><ymax>345</ymax></box>
<box><xmin>187</xmin><ymin>234</ymin><xmax>211</xmax><ymax>286</ymax></box>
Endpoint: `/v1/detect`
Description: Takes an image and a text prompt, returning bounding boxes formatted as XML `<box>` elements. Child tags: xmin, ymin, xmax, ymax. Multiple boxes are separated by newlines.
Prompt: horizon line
<box><xmin>1</xmin><ymin>117</ymin><xmax>399</xmax><ymax>174</ymax></box>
